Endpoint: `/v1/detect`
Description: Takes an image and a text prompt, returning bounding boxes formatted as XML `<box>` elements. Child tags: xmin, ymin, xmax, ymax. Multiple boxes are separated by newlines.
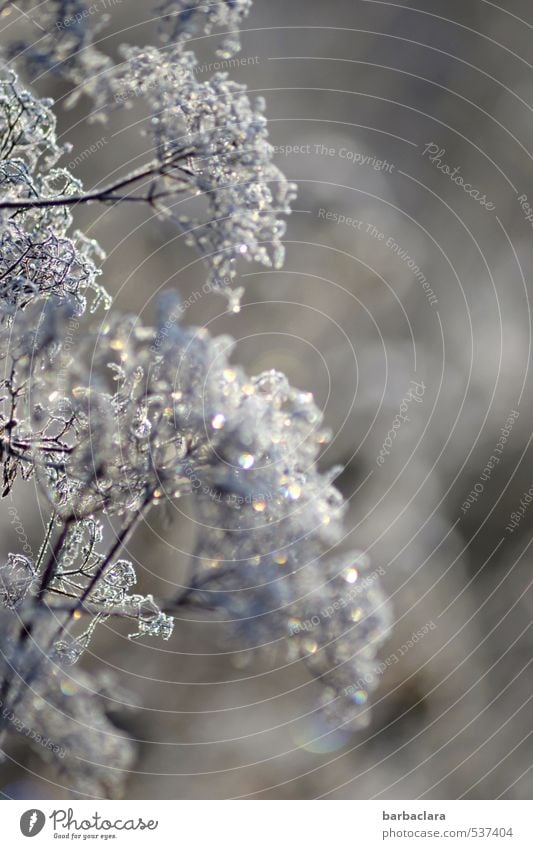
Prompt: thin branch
<box><xmin>35</xmin><ymin>512</ymin><xmax>56</xmax><ymax>573</ymax></box>
<box><xmin>0</xmin><ymin>516</ymin><xmax>73</xmax><ymax>702</ymax></box>
<box><xmin>0</xmin><ymin>152</ymin><xmax>192</xmax><ymax>211</ymax></box>
<box><xmin>54</xmin><ymin>491</ymin><xmax>155</xmax><ymax>636</ymax></box>
<box><xmin>36</xmin><ymin>516</ymin><xmax>74</xmax><ymax>601</ymax></box>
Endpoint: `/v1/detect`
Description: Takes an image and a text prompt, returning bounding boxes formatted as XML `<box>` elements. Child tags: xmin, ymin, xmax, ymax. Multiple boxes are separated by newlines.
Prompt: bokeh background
<box><xmin>2</xmin><ymin>0</ymin><xmax>533</xmax><ymax>799</ymax></box>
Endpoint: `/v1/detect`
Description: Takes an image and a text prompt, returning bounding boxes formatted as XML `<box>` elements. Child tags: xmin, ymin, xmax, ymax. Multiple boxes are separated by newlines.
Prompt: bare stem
<box><xmin>0</xmin><ymin>153</ymin><xmax>192</xmax><ymax>211</ymax></box>
<box><xmin>36</xmin><ymin>517</ymin><xmax>74</xmax><ymax>601</ymax></box>
<box><xmin>55</xmin><ymin>493</ymin><xmax>155</xmax><ymax>637</ymax></box>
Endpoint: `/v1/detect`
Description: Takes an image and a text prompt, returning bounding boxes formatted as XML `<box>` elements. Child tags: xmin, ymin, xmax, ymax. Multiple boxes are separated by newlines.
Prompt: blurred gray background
<box><xmin>2</xmin><ymin>0</ymin><xmax>533</xmax><ymax>799</ymax></box>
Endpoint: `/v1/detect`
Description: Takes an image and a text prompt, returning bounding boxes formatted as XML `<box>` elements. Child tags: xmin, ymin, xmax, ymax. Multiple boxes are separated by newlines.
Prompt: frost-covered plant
<box><xmin>0</xmin><ymin>1</ymin><xmax>391</xmax><ymax>798</ymax></box>
<box><xmin>155</xmin><ymin>0</ymin><xmax>253</xmax><ymax>55</ymax></box>
<box><xmin>1</xmin><ymin>0</ymin><xmax>295</xmax><ymax>303</ymax></box>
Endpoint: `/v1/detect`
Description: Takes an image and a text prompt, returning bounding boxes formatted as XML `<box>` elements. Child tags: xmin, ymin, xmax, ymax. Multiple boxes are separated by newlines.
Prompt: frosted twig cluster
<box><xmin>0</xmin><ymin>0</ymin><xmax>295</xmax><ymax>305</ymax></box>
<box><xmin>0</xmin><ymin>0</ymin><xmax>391</xmax><ymax>797</ymax></box>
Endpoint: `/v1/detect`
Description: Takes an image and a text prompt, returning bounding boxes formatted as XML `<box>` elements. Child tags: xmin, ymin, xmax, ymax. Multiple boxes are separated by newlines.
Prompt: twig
<box><xmin>0</xmin><ymin>152</ymin><xmax>192</xmax><ymax>211</ymax></box>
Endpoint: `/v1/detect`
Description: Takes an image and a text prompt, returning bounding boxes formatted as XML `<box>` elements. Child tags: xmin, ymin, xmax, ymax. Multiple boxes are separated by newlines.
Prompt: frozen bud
<box><xmin>0</xmin><ymin>554</ymin><xmax>36</xmax><ymax>609</ymax></box>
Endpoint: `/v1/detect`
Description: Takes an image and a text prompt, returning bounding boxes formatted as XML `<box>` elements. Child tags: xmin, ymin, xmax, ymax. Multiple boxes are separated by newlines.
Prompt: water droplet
<box><xmin>211</xmin><ymin>413</ymin><xmax>226</xmax><ymax>430</ymax></box>
<box><xmin>238</xmin><ymin>452</ymin><xmax>254</xmax><ymax>469</ymax></box>
<box><xmin>72</xmin><ymin>386</ymin><xmax>89</xmax><ymax>399</ymax></box>
<box><xmin>344</xmin><ymin>568</ymin><xmax>359</xmax><ymax>584</ymax></box>
<box><xmin>352</xmin><ymin>690</ymin><xmax>368</xmax><ymax>705</ymax></box>
<box><xmin>59</xmin><ymin>679</ymin><xmax>78</xmax><ymax>697</ymax></box>
<box><xmin>288</xmin><ymin>483</ymin><xmax>301</xmax><ymax>500</ymax></box>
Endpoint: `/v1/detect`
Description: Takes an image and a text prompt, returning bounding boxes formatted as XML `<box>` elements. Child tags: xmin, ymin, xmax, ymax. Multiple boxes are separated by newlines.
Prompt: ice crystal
<box><xmin>0</xmin><ymin>73</ymin><xmax>108</xmax><ymax>497</ymax></box>
<box><xmin>146</xmin><ymin>51</ymin><xmax>296</xmax><ymax>292</ymax></box>
<box><xmin>2</xmin><ymin>0</ymin><xmax>253</xmax><ymax>85</ymax></box>
<box><xmin>0</xmin><ymin>73</ymin><xmax>108</xmax><ymax>311</ymax></box>
<box><xmin>0</xmin><ymin>6</ymin><xmax>294</xmax><ymax>304</ymax></box>
<box><xmin>156</xmin><ymin>0</ymin><xmax>253</xmax><ymax>55</ymax></box>
<box><xmin>0</xmin><ymin>553</ymin><xmax>35</xmax><ymax>609</ymax></box>
<box><xmin>0</xmin><ymin>609</ymin><xmax>135</xmax><ymax>797</ymax></box>
<box><xmin>30</xmin><ymin>291</ymin><xmax>391</xmax><ymax>726</ymax></box>
<box><xmin>40</xmin><ymin>518</ymin><xmax>174</xmax><ymax>651</ymax></box>
<box><xmin>1</xmin><ymin>1</ymin><xmax>114</xmax><ymax>108</ymax></box>
<box><xmin>0</xmin><ymin>0</ymin><xmax>392</xmax><ymax>797</ymax></box>
<box><xmin>96</xmin><ymin>43</ymin><xmax>296</xmax><ymax>297</ymax></box>
<box><xmin>0</xmin><ymin>222</ymin><xmax>107</xmax><ymax>315</ymax></box>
